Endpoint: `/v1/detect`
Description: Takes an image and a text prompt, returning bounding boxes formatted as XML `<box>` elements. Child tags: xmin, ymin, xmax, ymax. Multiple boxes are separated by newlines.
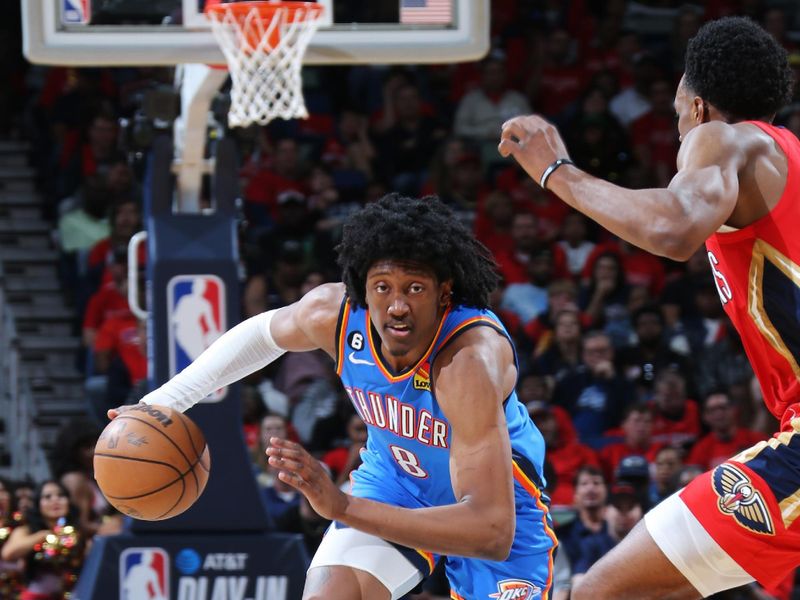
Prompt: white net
<box><xmin>206</xmin><ymin>2</ymin><xmax>323</xmax><ymax>127</ymax></box>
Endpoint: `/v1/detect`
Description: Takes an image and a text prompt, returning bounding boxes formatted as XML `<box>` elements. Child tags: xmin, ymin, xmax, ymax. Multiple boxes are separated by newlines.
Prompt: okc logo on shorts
<box><xmin>167</xmin><ymin>275</ymin><xmax>227</xmax><ymax>401</ymax></box>
<box><xmin>712</xmin><ymin>463</ymin><xmax>774</xmax><ymax>535</ymax></box>
<box><xmin>62</xmin><ymin>0</ymin><xmax>90</xmax><ymax>24</ymax></box>
<box><xmin>120</xmin><ymin>548</ymin><xmax>169</xmax><ymax>600</ymax></box>
<box><xmin>488</xmin><ymin>579</ymin><xmax>542</xmax><ymax>599</ymax></box>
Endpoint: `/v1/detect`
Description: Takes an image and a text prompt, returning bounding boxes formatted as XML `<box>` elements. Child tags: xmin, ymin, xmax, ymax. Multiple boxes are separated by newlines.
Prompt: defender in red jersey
<box><xmin>499</xmin><ymin>16</ymin><xmax>797</xmax><ymax>600</ymax></box>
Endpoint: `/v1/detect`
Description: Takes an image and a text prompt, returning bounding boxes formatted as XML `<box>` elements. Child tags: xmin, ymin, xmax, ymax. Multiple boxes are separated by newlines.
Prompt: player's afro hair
<box><xmin>684</xmin><ymin>16</ymin><xmax>794</xmax><ymax>121</ymax></box>
<box><xmin>337</xmin><ymin>194</ymin><xmax>499</xmax><ymax>309</ymax></box>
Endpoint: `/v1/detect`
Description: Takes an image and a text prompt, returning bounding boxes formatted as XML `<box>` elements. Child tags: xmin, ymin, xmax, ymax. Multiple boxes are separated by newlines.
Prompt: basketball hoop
<box><xmin>205</xmin><ymin>1</ymin><xmax>324</xmax><ymax>127</ymax></box>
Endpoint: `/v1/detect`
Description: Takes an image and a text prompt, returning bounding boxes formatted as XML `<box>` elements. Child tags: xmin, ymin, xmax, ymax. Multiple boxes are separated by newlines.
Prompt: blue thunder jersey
<box><xmin>334</xmin><ymin>298</ymin><xmax>558</xmax><ymax>599</ymax></box>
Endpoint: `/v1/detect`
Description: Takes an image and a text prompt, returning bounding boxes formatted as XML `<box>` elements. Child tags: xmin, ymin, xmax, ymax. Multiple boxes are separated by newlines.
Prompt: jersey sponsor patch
<box><xmin>712</xmin><ymin>463</ymin><xmax>774</xmax><ymax>535</ymax></box>
<box><xmin>488</xmin><ymin>579</ymin><xmax>542</xmax><ymax>599</ymax></box>
<box><xmin>413</xmin><ymin>362</ymin><xmax>430</xmax><ymax>391</ymax></box>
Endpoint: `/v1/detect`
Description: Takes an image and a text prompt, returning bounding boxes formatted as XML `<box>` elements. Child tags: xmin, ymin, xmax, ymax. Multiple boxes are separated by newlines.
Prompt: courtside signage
<box><xmin>120</xmin><ymin>547</ymin><xmax>169</xmax><ymax>600</ymax></box>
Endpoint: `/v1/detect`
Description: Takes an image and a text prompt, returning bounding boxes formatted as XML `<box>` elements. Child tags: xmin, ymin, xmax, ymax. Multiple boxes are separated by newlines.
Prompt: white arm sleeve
<box><xmin>140</xmin><ymin>309</ymin><xmax>286</xmax><ymax>413</ymax></box>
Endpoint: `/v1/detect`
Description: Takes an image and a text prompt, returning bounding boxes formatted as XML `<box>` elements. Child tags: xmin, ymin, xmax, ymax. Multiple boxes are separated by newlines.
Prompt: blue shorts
<box><xmin>349</xmin><ymin>452</ymin><xmax>557</xmax><ymax>599</ymax></box>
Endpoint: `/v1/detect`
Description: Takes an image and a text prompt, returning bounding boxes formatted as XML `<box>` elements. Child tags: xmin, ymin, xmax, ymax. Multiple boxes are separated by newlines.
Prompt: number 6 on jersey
<box><xmin>390</xmin><ymin>445</ymin><xmax>428</xmax><ymax>478</ymax></box>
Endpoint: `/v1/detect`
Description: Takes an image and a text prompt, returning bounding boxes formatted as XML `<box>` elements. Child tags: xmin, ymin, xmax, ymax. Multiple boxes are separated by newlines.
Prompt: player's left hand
<box><xmin>267</xmin><ymin>437</ymin><xmax>349</xmax><ymax>521</ymax></box>
<box><xmin>498</xmin><ymin>115</ymin><xmax>571</xmax><ymax>185</ymax></box>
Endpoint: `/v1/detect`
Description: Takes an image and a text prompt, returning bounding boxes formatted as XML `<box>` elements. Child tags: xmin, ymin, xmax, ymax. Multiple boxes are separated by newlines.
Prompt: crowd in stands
<box><xmin>2</xmin><ymin>0</ymin><xmax>800</xmax><ymax>598</ymax></box>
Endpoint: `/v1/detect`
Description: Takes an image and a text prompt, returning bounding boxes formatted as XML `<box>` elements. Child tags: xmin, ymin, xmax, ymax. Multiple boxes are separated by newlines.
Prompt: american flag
<box><xmin>400</xmin><ymin>0</ymin><xmax>452</xmax><ymax>25</ymax></box>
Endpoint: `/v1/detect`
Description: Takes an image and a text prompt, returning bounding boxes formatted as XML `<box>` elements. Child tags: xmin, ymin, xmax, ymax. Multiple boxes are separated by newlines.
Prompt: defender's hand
<box><xmin>498</xmin><ymin>115</ymin><xmax>571</xmax><ymax>184</ymax></box>
<box><xmin>267</xmin><ymin>437</ymin><xmax>349</xmax><ymax>521</ymax></box>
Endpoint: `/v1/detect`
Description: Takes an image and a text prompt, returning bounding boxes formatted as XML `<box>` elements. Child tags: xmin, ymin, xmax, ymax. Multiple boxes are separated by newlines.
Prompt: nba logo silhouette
<box><xmin>62</xmin><ymin>0</ymin><xmax>90</xmax><ymax>24</ymax></box>
<box><xmin>120</xmin><ymin>548</ymin><xmax>169</xmax><ymax>600</ymax></box>
<box><xmin>167</xmin><ymin>274</ymin><xmax>227</xmax><ymax>401</ymax></box>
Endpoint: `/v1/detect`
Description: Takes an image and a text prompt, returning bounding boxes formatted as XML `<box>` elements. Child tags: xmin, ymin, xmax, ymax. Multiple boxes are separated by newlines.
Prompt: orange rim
<box><xmin>204</xmin><ymin>1</ymin><xmax>324</xmax><ymax>21</ymax></box>
<box><xmin>205</xmin><ymin>1</ymin><xmax>323</xmax><ymax>52</ymax></box>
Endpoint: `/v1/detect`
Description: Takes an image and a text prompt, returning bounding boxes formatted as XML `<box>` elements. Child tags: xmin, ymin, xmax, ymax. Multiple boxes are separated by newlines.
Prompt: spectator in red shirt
<box><xmin>494</xmin><ymin>212</ymin><xmax>568</xmax><ymax>285</ymax></box>
<box><xmin>650</xmin><ymin>369</ymin><xmax>701</xmax><ymax>450</ymax></box>
<box><xmin>599</xmin><ymin>405</ymin><xmax>661</xmax><ymax>483</ymax></box>
<box><xmin>531</xmin><ymin>28</ymin><xmax>588</xmax><ymax>119</ymax></box>
<box><xmin>686</xmin><ymin>391</ymin><xmax>766</xmax><ymax>470</ymax></box>
<box><xmin>322</xmin><ymin>412</ymin><xmax>368</xmax><ymax>489</ymax></box>
<box><xmin>582</xmin><ymin>240</ymin><xmax>666</xmax><ymax>299</ymax></box>
<box><xmin>82</xmin><ymin>247</ymin><xmax>131</xmax><ymax>349</ymax></box>
<box><xmin>474</xmin><ymin>190</ymin><xmax>515</xmax><ymax>258</ymax></box>
<box><xmin>243</xmin><ymin>137</ymin><xmax>307</xmax><ymax>226</ymax></box>
<box><xmin>86</xmin><ymin>197</ymin><xmax>142</xmax><ymax>290</ymax></box>
<box><xmin>557</xmin><ymin>212</ymin><xmax>596</xmax><ymax>278</ymax></box>
<box><xmin>93</xmin><ymin>313</ymin><xmax>147</xmax><ymax>412</ymax></box>
<box><xmin>528</xmin><ymin>401</ymin><xmax>599</xmax><ymax>508</ymax></box>
<box><xmin>630</xmin><ymin>79</ymin><xmax>680</xmax><ymax>187</ymax></box>
<box><xmin>495</xmin><ymin>166</ymin><xmax>571</xmax><ymax>242</ymax></box>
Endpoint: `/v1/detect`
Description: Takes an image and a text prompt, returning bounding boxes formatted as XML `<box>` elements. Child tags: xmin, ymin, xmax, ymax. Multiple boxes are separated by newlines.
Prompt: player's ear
<box><xmin>439</xmin><ymin>281</ymin><xmax>453</xmax><ymax>306</ymax></box>
<box><xmin>692</xmin><ymin>96</ymin><xmax>708</xmax><ymax>124</ymax></box>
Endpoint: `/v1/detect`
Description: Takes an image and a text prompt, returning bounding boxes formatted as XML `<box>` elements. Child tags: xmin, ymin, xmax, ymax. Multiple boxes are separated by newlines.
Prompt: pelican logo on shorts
<box><xmin>62</xmin><ymin>0</ymin><xmax>90</xmax><ymax>24</ymax></box>
<box><xmin>488</xmin><ymin>579</ymin><xmax>542</xmax><ymax>599</ymax></box>
<box><xmin>168</xmin><ymin>274</ymin><xmax>227</xmax><ymax>401</ymax></box>
<box><xmin>712</xmin><ymin>463</ymin><xmax>774</xmax><ymax>535</ymax></box>
<box><xmin>413</xmin><ymin>362</ymin><xmax>431</xmax><ymax>391</ymax></box>
<box><xmin>120</xmin><ymin>547</ymin><xmax>169</xmax><ymax>600</ymax></box>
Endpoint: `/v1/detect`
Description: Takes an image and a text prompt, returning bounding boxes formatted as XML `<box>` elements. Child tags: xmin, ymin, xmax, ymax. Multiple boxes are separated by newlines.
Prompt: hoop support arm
<box><xmin>174</xmin><ymin>64</ymin><xmax>229</xmax><ymax>213</ymax></box>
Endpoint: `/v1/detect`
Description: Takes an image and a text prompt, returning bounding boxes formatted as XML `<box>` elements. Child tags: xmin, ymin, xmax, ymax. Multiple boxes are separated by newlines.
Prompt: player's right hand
<box><xmin>498</xmin><ymin>115</ymin><xmax>571</xmax><ymax>185</ymax></box>
<box><xmin>107</xmin><ymin>403</ymin><xmax>145</xmax><ymax>420</ymax></box>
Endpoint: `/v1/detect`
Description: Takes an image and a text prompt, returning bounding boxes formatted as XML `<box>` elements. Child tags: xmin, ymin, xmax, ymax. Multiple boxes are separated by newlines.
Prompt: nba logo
<box><xmin>120</xmin><ymin>548</ymin><xmax>169</xmax><ymax>600</ymax></box>
<box><xmin>167</xmin><ymin>274</ymin><xmax>227</xmax><ymax>401</ymax></box>
<box><xmin>62</xmin><ymin>0</ymin><xmax>90</xmax><ymax>24</ymax></box>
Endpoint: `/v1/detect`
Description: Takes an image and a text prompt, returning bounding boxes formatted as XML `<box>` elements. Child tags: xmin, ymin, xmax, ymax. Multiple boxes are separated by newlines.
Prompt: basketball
<box><xmin>93</xmin><ymin>405</ymin><xmax>211</xmax><ymax>521</ymax></box>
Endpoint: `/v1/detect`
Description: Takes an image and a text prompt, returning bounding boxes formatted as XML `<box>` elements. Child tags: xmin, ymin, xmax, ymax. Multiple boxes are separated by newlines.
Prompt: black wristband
<box><xmin>539</xmin><ymin>158</ymin><xmax>574</xmax><ymax>191</ymax></box>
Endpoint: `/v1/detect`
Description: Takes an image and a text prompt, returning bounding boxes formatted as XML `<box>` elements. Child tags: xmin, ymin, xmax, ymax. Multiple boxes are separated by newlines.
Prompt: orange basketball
<box><xmin>93</xmin><ymin>405</ymin><xmax>210</xmax><ymax>521</ymax></box>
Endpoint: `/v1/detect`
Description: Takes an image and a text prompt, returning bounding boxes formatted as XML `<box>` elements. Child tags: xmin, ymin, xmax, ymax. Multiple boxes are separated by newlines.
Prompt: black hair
<box><xmin>49</xmin><ymin>418</ymin><xmax>102</xmax><ymax>480</ymax></box>
<box><xmin>632</xmin><ymin>304</ymin><xmax>665</xmax><ymax>327</ymax></box>
<box><xmin>702</xmin><ymin>388</ymin><xmax>731</xmax><ymax>407</ymax></box>
<box><xmin>0</xmin><ymin>476</ymin><xmax>11</xmax><ymax>516</ymax></box>
<box><xmin>574</xmin><ymin>464</ymin><xmax>606</xmax><ymax>487</ymax></box>
<box><xmin>684</xmin><ymin>16</ymin><xmax>794</xmax><ymax>121</ymax></box>
<box><xmin>23</xmin><ymin>480</ymin><xmax>83</xmax><ymax>583</ymax></box>
<box><xmin>336</xmin><ymin>194</ymin><xmax>499</xmax><ymax>308</ymax></box>
<box><xmin>589</xmin><ymin>251</ymin><xmax>627</xmax><ymax>293</ymax></box>
<box><xmin>24</xmin><ymin>480</ymin><xmax>81</xmax><ymax>533</ymax></box>
<box><xmin>622</xmin><ymin>403</ymin><xmax>654</xmax><ymax>420</ymax></box>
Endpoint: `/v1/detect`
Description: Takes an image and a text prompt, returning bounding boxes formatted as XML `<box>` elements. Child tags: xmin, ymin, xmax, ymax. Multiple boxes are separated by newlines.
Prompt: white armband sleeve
<box><xmin>140</xmin><ymin>309</ymin><xmax>286</xmax><ymax>413</ymax></box>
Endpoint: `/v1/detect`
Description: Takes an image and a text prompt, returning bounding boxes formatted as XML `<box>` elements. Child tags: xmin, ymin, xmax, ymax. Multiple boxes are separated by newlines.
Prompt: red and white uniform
<box><xmin>647</xmin><ymin>122</ymin><xmax>800</xmax><ymax>594</ymax></box>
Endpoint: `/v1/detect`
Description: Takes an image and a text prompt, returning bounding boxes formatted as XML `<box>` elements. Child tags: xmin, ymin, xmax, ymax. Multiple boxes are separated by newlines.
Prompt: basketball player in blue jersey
<box><xmin>111</xmin><ymin>194</ymin><xmax>557</xmax><ymax>599</ymax></box>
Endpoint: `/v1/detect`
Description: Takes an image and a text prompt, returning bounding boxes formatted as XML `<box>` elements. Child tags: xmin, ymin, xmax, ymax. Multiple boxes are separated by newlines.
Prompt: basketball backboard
<box><xmin>22</xmin><ymin>0</ymin><xmax>490</xmax><ymax>66</ymax></box>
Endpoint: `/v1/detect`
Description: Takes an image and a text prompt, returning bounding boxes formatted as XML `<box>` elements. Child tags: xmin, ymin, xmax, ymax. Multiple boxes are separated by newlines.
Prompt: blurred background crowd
<box><xmin>1</xmin><ymin>0</ymin><xmax>800</xmax><ymax>598</ymax></box>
